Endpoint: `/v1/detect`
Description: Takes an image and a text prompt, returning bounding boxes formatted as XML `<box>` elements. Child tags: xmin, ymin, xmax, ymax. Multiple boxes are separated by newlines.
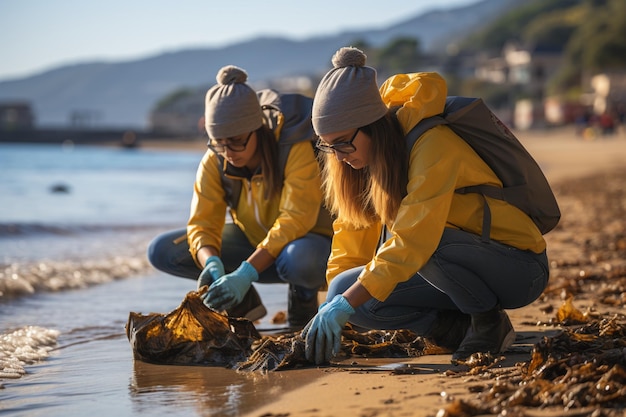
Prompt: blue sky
<box><xmin>0</xmin><ymin>0</ymin><xmax>477</xmax><ymax>81</ymax></box>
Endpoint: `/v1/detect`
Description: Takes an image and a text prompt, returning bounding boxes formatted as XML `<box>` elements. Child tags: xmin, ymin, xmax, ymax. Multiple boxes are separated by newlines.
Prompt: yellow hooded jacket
<box><xmin>326</xmin><ymin>72</ymin><xmax>547</xmax><ymax>301</ymax></box>
<box><xmin>187</xmin><ymin>136</ymin><xmax>332</xmax><ymax>268</ymax></box>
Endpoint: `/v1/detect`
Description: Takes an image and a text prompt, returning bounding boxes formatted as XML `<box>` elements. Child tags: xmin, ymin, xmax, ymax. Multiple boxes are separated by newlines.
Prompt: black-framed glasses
<box><xmin>315</xmin><ymin>128</ymin><xmax>360</xmax><ymax>154</ymax></box>
<box><xmin>208</xmin><ymin>131</ymin><xmax>253</xmax><ymax>153</ymax></box>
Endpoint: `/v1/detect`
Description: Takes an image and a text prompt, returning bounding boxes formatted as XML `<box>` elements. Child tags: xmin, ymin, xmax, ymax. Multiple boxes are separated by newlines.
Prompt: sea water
<box><xmin>0</xmin><ymin>143</ymin><xmax>297</xmax><ymax>416</ymax></box>
<box><xmin>0</xmin><ymin>142</ymin><xmax>199</xmax><ymax>259</ymax></box>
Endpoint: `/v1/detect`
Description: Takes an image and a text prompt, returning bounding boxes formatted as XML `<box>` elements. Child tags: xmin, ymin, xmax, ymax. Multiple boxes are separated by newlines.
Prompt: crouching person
<box><xmin>148</xmin><ymin>65</ymin><xmax>333</xmax><ymax>328</ymax></box>
<box><xmin>302</xmin><ymin>47</ymin><xmax>550</xmax><ymax>364</ymax></box>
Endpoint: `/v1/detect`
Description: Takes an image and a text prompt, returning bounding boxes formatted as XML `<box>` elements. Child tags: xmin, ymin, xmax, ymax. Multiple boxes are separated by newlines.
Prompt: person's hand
<box><xmin>204</xmin><ymin>261</ymin><xmax>258</xmax><ymax>311</ymax></box>
<box><xmin>197</xmin><ymin>256</ymin><xmax>225</xmax><ymax>290</ymax></box>
<box><xmin>302</xmin><ymin>294</ymin><xmax>355</xmax><ymax>365</ymax></box>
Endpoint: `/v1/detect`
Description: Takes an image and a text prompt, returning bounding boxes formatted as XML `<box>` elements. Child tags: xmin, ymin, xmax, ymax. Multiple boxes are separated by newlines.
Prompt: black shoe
<box><xmin>287</xmin><ymin>284</ymin><xmax>318</xmax><ymax>329</ymax></box>
<box><xmin>426</xmin><ymin>309</ymin><xmax>471</xmax><ymax>351</ymax></box>
<box><xmin>451</xmin><ymin>307</ymin><xmax>515</xmax><ymax>363</ymax></box>
<box><xmin>227</xmin><ymin>285</ymin><xmax>267</xmax><ymax>322</ymax></box>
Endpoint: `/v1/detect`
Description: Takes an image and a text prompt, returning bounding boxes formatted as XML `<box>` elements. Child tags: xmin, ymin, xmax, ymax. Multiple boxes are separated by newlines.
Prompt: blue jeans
<box><xmin>147</xmin><ymin>224</ymin><xmax>331</xmax><ymax>297</ymax></box>
<box><xmin>327</xmin><ymin>228</ymin><xmax>549</xmax><ymax>334</ymax></box>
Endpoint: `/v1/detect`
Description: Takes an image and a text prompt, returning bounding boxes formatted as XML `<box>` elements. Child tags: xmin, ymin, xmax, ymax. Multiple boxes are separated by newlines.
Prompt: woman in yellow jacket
<box><xmin>148</xmin><ymin>66</ymin><xmax>333</xmax><ymax>328</ymax></box>
<box><xmin>302</xmin><ymin>47</ymin><xmax>549</xmax><ymax>364</ymax></box>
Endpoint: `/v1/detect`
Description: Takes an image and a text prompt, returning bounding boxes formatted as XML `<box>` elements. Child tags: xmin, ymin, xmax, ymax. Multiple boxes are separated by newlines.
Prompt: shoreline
<box><xmin>2</xmin><ymin>126</ymin><xmax>626</xmax><ymax>416</ymax></box>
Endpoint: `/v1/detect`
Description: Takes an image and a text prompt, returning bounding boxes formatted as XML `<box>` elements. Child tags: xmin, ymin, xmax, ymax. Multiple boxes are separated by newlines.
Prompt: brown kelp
<box><xmin>126</xmin><ymin>289</ymin><xmax>437</xmax><ymax>371</ymax></box>
<box><xmin>235</xmin><ymin>326</ymin><xmax>441</xmax><ymax>373</ymax></box>
<box><xmin>439</xmin><ymin>311</ymin><xmax>626</xmax><ymax>416</ymax></box>
<box><xmin>126</xmin><ymin>288</ymin><xmax>260</xmax><ymax>367</ymax></box>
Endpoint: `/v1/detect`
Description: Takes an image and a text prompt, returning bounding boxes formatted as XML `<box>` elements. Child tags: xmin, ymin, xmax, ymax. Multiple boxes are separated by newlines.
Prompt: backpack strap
<box><xmin>405</xmin><ymin>115</ymin><xmax>448</xmax><ymax>153</ymax></box>
<box><xmin>405</xmin><ymin>115</ymin><xmax>495</xmax><ymax>242</ymax></box>
<box><xmin>259</xmin><ymin>91</ymin><xmax>314</xmax><ymax>187</ymax></box>
<box><xmin>456</xmin><ymin>184</ymin><xmax>509</xmax><ymax>242</ymax></box>
<box><xmin>261</xmin><ymin>103</ymin><xmax>292</xmax><ymax>188</ymax></box>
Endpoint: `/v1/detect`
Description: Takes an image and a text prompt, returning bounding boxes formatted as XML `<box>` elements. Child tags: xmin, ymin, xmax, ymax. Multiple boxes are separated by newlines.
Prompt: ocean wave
<box><xmin>0</xmin><ymin>326</ymin><xmax>60</xmax><ymax>382</ymax></box>
<box><xmin>0</xmin><ymin>255</ymin><xmax>153</xmax><ymax>298</ymax></box>
<box><xmin>0</xmin><ymin>222</ymin><xmax>175</xmax><ymax>237</ymax></box>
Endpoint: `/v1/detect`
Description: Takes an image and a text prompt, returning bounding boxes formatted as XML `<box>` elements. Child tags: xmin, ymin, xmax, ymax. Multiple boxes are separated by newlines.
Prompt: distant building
<box><xmin>590</xmin><ymin>72</ymin><xmax>626</xmax><ymax>115</ymax></box>
<box><xmin>474</xmin><ymin>42</ymin><xmax>564</xmax><ymax>129</ymax></box>
<box><xmin>0</xmin><ymin>102</ymin><xmax>35</xmax><ymax>130</ymax></box>
<box><xmin>475</xmin><ymin>42</ymin><xmax>563</xmax><ymax>92</ymax></box>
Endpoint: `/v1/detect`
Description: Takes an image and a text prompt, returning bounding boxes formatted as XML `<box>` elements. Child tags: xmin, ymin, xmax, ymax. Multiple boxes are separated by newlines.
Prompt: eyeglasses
<box><xmin>315</xmin><ymin>128</ymin><xmax>360</xmax><ymax>154</ymax></box>
<box><xmin>208</xmin><ymin>131</ymin><xmax>253</xmax><ymax>153</ymax></box>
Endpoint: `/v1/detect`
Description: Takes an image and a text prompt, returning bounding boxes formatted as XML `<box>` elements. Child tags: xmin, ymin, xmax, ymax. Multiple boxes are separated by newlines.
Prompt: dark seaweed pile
<box><xmin>439</xmin><ymin>169</ymin><xmax>626</xmax><ymax>416</ymax></box>
<box><xmin>441</xmin><ymin>309</ymin><xmax>626</xmax><ymax>416</ymax></box>
<box><xmin>127</xmin><ymin>292</ymin><xmax>435</xmax><ymax>371</ymax></box>
<box><xmin>236</xmin><ymin>326</ymin><xmax>443</xmax><ymax>373</ymax></box>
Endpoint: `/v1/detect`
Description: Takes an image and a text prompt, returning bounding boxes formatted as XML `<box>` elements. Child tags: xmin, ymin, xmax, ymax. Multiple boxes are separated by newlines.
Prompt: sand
<box><xmin>132</xmin><ymin>126</ymin><xmax>626</xmax><ymax>416</ymax></box>
<box><xmin>221</xmin><ymin>126</ymin><xmax>625</xmax><ymax>417</ymax></box>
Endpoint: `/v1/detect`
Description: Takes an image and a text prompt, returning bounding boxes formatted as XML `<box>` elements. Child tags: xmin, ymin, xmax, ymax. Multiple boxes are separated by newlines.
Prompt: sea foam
<box><xmin>0</xmin><ymin>326</ymin><xmax>60</xmax><ymax>382</ymax></box>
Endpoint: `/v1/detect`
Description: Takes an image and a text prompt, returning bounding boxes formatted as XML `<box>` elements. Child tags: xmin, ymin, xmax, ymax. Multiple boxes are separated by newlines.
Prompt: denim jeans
<box><xmin>147</xmin><ymin>224</ymin><xmax>331</xmax><ymax>296</ymax></box>
<box><xmin>327</xmin><ymin>228</ymin><xmax>549</xmax><ymax>334</ymax></box>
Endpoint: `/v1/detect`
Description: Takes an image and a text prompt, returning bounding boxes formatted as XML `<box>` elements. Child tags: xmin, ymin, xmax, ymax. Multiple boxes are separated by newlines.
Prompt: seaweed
<box><xmin>126</xmin><ymin>290</ymin><xmax>435</xmax><ymax>372</ymax></box>
<box><xmin>440</xmin><ymin>313</ymin><xmax>626</xmax><ymax>416</ymax></box>
<box><xmin>126</xmin><ymin>287</ymin><xmax>260</xmax><ymax>367</ymax></box>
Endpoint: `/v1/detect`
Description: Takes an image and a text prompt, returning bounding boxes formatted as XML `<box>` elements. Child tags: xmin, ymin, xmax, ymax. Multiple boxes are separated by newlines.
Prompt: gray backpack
<box><xmin>405</xmin><ymin>96</ymin><xmax>561</xmax><ymax>240</ymax></box>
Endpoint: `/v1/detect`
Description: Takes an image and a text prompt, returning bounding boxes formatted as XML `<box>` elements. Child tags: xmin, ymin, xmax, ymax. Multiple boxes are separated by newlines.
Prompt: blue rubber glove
<box><xmin>302</xmin><ymin>294</ymin><xmax>355</xmax><ymax>365</ymax></box>
<box><xmin>204</xmin><ymin>261</ymin><xmax>258</xmax><ymax>311</ymax></box>
<box><xmin>197</xmin><ymin>255</ymin><xmax>225</xmax><ymax>291</ymax></box>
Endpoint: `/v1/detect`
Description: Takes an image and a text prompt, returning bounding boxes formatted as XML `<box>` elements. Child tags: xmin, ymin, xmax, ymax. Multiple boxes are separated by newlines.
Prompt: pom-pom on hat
<box><xmin>205</xmin><ymin>65</ymin><xmax>263</xmax><ymax>139</ymax></box>
<box><xmin>312</xmin><ymin>47</ymin><xmax>388</xmax><ymax>136</ymax></box>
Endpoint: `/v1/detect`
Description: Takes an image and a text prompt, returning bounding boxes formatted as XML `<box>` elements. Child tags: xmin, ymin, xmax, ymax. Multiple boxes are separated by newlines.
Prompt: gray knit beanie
<box><xmin>312</xmin><ymin>47</ymin><xmax>388</xmax><ymax>135</ymax></box>
<box><xmin>204</xmin><ymin>65</ymin><xmax>263</xmax><ymax>139</ymax></box>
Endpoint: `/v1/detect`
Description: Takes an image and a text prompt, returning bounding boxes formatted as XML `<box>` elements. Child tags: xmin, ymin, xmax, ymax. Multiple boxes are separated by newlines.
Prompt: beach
<box><xmin>1</xmin><ymin>126</ymin><xmax>626</xmax><ymax>417</ymax></box>
<box><xmin>238</xmin><ymin>127</ymin><xmax>626</xmax><ymax>417</ymax></box>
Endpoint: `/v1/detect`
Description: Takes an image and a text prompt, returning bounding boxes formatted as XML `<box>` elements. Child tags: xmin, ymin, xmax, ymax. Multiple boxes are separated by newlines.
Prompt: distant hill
<box><xmin>0</xmin><ymin>0</ymin><xmax>523</xmax><ymax>129</ymax></box>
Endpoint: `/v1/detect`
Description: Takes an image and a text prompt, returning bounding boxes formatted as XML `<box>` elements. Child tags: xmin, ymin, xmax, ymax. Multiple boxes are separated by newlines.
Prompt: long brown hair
<box><xmin>320</xmin><ymin>110</ymin><xmax>408</xmax><ymax>228</ymax></box>
<box><xmin>255</xmin><ymin>124</ymin><xmax>281</xmax><ymax>199</ymax></box>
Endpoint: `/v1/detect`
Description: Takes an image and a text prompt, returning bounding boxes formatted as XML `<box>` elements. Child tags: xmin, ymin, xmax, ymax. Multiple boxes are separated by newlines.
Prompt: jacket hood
<box><xmin>379</xmin><ymin>72</ymin><xmax>448</xmax><ymax>135</ymax></box>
